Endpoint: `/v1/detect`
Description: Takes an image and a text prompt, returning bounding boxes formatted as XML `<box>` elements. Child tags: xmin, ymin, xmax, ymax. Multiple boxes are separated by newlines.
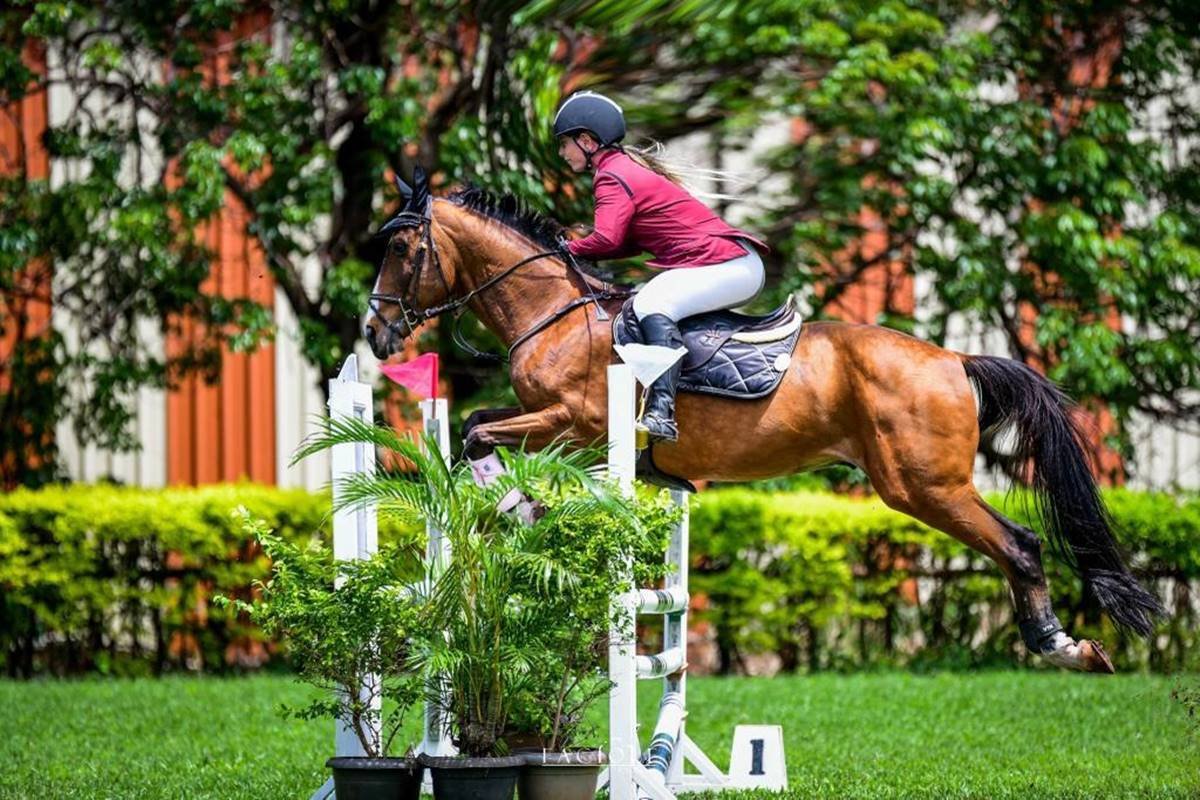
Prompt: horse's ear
<box><xmin>410</xmin><ymin>165</ymin><xmax>431</xmax><ymax>216</ymax></box>
<box><xmin>393</xmin><ymin>173</ymin><xmax>413</xmax><ymax>203</ymax></box>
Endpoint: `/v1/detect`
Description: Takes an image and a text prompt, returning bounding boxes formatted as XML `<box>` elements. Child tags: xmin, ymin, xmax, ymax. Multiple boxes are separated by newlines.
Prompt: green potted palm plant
<box><xmin>218</xmin><ymin>510</ymin><xmax>428</xmax><ymax>800</ymax></box>
<box><xmin>504</xmin><ymin>494</ymin><xmax>677</xmax><ymax>800</ymax></box>
<box><xmin>295</xmin><ymin>416</ymin><xmax>667</xmax><ymax>800</ymax></box>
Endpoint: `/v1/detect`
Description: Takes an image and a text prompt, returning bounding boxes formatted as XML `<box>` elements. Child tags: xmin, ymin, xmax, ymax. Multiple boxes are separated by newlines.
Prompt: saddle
<box><xmin>612</xmin><ymin>297</ymin><xmax>802</xmax><ymax>400</ymax></box>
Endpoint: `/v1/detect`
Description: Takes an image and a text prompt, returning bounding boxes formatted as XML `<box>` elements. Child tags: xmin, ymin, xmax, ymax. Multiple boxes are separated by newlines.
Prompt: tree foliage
<box><xmin>743</xmin><ymin>1</ymin><xmax>1200</xmax><ymax>441</ymax></box>
<box><xmin>2</xmin><ymin>0</ymin><xmax>1198</xmax><ymax>486</ymax></box>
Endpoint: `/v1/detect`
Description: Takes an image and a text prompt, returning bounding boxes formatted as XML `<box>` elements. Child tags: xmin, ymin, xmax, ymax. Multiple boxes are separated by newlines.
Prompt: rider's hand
<box><xmin>555</xmin><ymin>233</ymin><xmax>574</xmax><ymax>259</ymax></box>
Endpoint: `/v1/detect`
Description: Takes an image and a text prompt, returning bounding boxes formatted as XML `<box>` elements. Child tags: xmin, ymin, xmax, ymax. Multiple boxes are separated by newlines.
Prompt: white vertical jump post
<box><xmin>418</xmin><ymin>393</ymin><xmax>456</xmax><ymax>776</ymax></box>
<box><xmin>312</xmin><ymin>355</ymin><xmax>380</xmax><ymax>800</ymax></box>
<box><xmin>313</xmin><ymin>355</ymin><xmax>453</xmax><ymax>800</ymax></box>
<box><xmin>605</xmin><ymin>362</ymin><xmax>787</xmax><ymax>799</ymax></box>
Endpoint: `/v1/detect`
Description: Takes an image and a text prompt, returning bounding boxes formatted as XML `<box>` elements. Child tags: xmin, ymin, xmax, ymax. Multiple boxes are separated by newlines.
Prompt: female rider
<box><xmin>554</xmin><ymin>90</ymin><xmax>767</xmax><ymax>442</ymax></box>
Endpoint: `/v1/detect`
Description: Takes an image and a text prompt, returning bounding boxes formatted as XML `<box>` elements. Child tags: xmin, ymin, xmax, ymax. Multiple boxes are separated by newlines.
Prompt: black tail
<box><xmin>961</xmin><ymin>354</ymin><xmax>1164</xmax><ymax>637</ymax></box>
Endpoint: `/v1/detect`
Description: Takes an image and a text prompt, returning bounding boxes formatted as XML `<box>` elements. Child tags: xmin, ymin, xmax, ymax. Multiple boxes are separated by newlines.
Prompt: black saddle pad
<box><xmin>613</xmin><ymin>297</ymin><xmax>801</xmax><ymax>400</ymax></box>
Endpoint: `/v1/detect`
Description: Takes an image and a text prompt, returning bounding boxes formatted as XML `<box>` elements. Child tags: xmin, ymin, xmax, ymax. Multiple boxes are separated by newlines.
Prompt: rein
<box><xmin>369</xmin><ymin>209</ymin><xmax>617</xmax><ymax>363</ymax></box>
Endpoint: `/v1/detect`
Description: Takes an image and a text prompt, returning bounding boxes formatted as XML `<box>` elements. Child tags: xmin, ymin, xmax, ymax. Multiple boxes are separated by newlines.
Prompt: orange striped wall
<box><xmin>165</xmin><ymin>205</ymin><xmax>277</xmax><ymax>485</ymax></box>
<box><xmin>0</xmin><ymin>42</ymin><xmax>52</xmax><ymax>488</ymax></box>
<box><xmin>823</xmin><ymin>205</ymin><xmax>915</xmax><ymax>324</ymax></box>
<box><xmin>166</xmin><ymin>17</ymin><xmax>277</xmax><ymax>486</ymax></box>
<box><xmin>0</xmin><ymin>42</ymin><xmax>48</xmax><ymax>178</ymax></box>
<box><xmin>0</xmin><ymin>39</ymin><xmax>51</xmax><ymax>339</ymax></box>
<box><xmin>0</xmin><ymin>40</ymin><xmax>51</xmax><ymax>349</ymax></box>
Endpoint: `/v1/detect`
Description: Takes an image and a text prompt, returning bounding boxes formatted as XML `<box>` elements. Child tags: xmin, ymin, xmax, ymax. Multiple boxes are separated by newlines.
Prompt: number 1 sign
<box><xmin>728</xmin><ymin>725</ymin><xmax>787</xmax><ymax>790</ymax></box>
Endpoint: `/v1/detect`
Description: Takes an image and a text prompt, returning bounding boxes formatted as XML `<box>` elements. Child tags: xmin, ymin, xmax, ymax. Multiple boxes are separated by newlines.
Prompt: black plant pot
<box><xmin>325</xmin><ymin>756</ymin><xmax>423</xmax><ymax>800</ymax></box>
<box><xmin>418</xmin><ymin>754</ymin><xmax>525</xmax><ymax>800</ymax></box>
<box><xmin>517</xmin><ymin>750</ymin><xmax>606</xmax><ymax>800</ymax></box>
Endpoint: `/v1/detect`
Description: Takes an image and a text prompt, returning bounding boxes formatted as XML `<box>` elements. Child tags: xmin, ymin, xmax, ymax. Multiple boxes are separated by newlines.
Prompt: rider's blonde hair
<box><xmin>619</xmin><ymin>140</ymin><xmax>752</xmax><ymax>203</ymax></box>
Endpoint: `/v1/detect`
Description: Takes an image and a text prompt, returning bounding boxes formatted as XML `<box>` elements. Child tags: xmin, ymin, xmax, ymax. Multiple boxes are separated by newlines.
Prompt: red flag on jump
<box><xmin>380</xmin><ymin>352</ymin><xmax>439</xmax><ymax>400</ymax></box>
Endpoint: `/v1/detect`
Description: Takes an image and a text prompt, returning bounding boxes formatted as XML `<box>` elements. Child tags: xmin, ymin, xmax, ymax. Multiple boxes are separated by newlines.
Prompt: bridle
<box><xmin>368</xmin><ymin>205</ymin><xmax>619</xmax><ymax>363</ymax></box>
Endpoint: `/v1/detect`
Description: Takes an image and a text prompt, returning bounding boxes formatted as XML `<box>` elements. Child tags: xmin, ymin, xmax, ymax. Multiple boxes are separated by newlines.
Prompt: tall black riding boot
<box><xmin>638</xmin><ymin>313</ymin><xmax>684</xmax><ymax>443</ymax></box>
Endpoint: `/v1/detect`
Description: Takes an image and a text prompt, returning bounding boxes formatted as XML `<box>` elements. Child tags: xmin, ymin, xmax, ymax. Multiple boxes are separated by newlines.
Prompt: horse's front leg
<box><xmin>462</xmin><ymin>404</ymin><xmax>574</xmax><ymax>459</ymax></box>
<box><xmin>463</xmin><ymin>404</ymin><xmax>575</xmax><ymax>524</ymax></box>
<box><xmin>462</xmin><ymin>407</ymin><xmax>521</xmax><ymax>447</ymax></box>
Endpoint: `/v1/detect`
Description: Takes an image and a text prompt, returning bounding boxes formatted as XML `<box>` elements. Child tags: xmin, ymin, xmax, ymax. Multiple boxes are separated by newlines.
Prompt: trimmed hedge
<box><xmin>0</xmin><ymin>484</ymin><xmax>420</xmax><ymax>677</ymax></box>
<box><xmin>2</xmin><ymin>484</ymin><xmax>1196</xmax><ymax>677</ymax></box>
<box><xmin>689</xmin><ymin>488</ymin><xmax>1200</xmax><ymax>673</ymax></box>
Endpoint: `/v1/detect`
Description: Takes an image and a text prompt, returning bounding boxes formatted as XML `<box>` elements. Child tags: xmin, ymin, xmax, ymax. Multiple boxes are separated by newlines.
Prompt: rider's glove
<box><xmin>555</xmin><ymin>234</ymin><xmax>575</xmax><ymax>262</ymax></box>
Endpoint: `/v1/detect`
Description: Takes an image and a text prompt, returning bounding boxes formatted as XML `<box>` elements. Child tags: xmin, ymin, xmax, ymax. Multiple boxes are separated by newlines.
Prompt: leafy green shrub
<box><xmin>2</xmin><ymin>480</ymin><xmax>1196</xmax><ymax>678</ymax></box>
<box><xmin>0</xmin><ymin>483</ymin><xmax>419</xmax><ymax>677</ymax></box>
<box><xmin>503</xmin><ymin>487</ymin><xmax>677</xmax><ymax>751</ymax></box>
<box><xmin>292</xmin><ymin>415</ymin><xmax>680</xmax><ymax>757</ymax></box>
<box><xmin>690</xmin><ymin>488</ymin><xmax>1200</xmax><ymax>673</ymax></box>
<box><xmin>217</xmin><ymin>510</ymin><xmax>426</xmax><ymax>756</ymax></box>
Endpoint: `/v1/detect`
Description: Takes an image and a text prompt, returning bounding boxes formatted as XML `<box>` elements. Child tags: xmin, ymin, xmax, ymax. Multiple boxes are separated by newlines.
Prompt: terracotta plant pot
<box><xmin>325</xmin><ymin>756</ymin><xmax>423</xmax><ymax>800</ymax></box>
<box><xmin>418</xmin><ymin>753</ymin><xmax>525</xmax><ymax>800</ymax></box>
<box><xmin>517</xmin><ymin>750</ymin><xmax>606</xmax><ymax>800</ymax></box>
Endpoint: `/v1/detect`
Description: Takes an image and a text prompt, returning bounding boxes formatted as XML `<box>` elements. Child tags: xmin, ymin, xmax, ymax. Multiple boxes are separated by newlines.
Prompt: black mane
<box><xmin>447</xmin><ymin>186</ymin><xmax>566</xmax><ymax>253</ymax></box>
<box><xmin>442</xmin><ymin>185</ymin><xmax>627</xmax><ymax>291</ymax></box>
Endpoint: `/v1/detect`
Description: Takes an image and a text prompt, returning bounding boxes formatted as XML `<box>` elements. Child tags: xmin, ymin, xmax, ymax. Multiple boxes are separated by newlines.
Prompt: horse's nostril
<box><xmin>364</xmin><ymin>324</ymin><xmax>377</xmax><ymax>346</ymax></box>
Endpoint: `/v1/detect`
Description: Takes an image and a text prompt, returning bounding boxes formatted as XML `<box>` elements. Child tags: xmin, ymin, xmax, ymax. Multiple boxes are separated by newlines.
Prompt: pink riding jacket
<box><xmin>566</xmin><ymin>149</ymin><xmax>766</xmax><ymax>269</ymax></box>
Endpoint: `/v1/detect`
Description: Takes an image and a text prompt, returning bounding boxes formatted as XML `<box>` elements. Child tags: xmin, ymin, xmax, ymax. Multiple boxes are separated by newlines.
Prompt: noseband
<box><xmin>369</xmin><ymin>207</ymin><xmax>617</xmax><ymax>362</ymax></box>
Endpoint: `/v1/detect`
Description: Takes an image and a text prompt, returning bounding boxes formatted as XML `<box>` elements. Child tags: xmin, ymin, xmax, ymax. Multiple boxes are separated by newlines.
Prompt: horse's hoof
<box><xmin>1042</xmin><ymin>635</ymin><xmax>1116</xmax><ymax>673</ymax></box>
<box><xmin>517</xmin><ymin>499</ymin><xmax>547</xmax><ymax>524</ymax></box>
<box><xmin>1079</xmin><ymin>639</ymin><xmax>1115</xmax><ymax>674</ymax></box>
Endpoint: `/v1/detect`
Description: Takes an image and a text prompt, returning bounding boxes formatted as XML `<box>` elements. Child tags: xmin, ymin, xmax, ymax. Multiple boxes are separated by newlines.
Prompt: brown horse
<box><xmin>364</xmin><ymin>175</ymin><xmax>1162</xmax><ymax>673</ymax></box>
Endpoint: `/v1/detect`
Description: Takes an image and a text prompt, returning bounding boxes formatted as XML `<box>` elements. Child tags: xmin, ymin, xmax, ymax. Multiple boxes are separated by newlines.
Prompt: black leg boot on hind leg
<box><xmin>1019</xmin><ymin>611</ymin><xmax>1114</xmax><ymax>673</ymax></box>
<box><xmin>638</xmin><ymin>313</ymin><xmax>683</xmax><ymax>443</ymax></box>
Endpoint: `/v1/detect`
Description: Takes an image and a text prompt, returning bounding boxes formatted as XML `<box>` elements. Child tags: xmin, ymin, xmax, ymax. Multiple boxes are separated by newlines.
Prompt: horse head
<box><xmin>365</xmin><ymin>173</ymin><xmax>610</xmax><ymax>363</ymax></box>
<box><xmin>364</xmin><ymin>166</ymin><xmax>458</xmax><ymax>359</ymax></box>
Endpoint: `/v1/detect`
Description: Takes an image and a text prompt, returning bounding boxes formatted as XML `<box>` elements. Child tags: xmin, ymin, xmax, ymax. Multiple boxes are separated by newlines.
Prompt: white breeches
<box><xmin>632</xmin><ymin>241</ymin><xmax>765</xmax><ymax>322</ymax></box>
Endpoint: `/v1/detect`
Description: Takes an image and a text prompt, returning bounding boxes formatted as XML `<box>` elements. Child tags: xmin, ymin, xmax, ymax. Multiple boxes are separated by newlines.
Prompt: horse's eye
<box><xmin>390</xmin><ymin>240</ymin><xmax>408</xmax><ymax>256</ymax></box>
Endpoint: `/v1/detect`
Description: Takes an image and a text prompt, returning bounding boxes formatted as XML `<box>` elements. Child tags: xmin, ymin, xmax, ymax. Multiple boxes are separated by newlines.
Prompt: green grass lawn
<box><xmin>0</xmin><ymin>672</ymin><xmax>1196</xmax><ymax>799</ymax></box>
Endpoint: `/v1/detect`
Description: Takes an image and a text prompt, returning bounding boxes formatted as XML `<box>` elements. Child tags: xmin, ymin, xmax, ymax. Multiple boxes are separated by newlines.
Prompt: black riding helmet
<box><xmin>553</xmin><ymin>91</ymin><xmax>626</xmax><ymax>146</ymax></box>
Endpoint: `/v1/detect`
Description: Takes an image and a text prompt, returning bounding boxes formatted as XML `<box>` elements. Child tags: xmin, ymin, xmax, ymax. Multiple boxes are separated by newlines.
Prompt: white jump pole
<box><xmin>418</xmin><ymin>395</ymin><xmax>456</xmax><ymax>776</ymax></box>
<box><xmin>660</xmin><ymin>486</ymin><xmax>730</xmax><ymax>793</ymax></box>
<box><xmin>606</xmin><ymin>363</ymin><xmax>687</xmax><ymax>800</ymax></box>
<box><xmin>312</xmin><ymin>355</ymin><xmax>380</xmax><ymax>800</ymax></box>
<box><xmin>314</xmin><ymin>357</ymin><xmax>455</xmax><ymax>800</ymax></box>
<box><xmin>604</xmin><ymin>362</ymin><xmax>787</xmax><ymax>799</ymax></box>
<box><xmin>607</xmin><ymin>363</ymin><xmax>649</xmax><ymax>800</ymax></box>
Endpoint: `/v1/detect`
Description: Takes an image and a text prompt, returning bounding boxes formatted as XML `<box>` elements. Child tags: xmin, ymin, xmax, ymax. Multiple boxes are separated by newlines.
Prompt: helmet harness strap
<box><xmin>571</xmin><ymin>134</ymin><xmax>601</xmax><ymax>170</ymax></box>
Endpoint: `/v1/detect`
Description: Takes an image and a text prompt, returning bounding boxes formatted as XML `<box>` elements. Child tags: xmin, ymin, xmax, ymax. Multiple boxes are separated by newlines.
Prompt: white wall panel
<box><xmin>47</xmin><ymin>48</ymin><xmax>168</xmax><ymax>487</ymax></box>
<box><xmin>1128</xmin><ymin>412</ymin><xmax>1200</xmax><ymax>491</ymax></box>
<box><xmin>274</xmin><ymin>286</ymin><xmax>329</xmax><ymax>490</ymax></box>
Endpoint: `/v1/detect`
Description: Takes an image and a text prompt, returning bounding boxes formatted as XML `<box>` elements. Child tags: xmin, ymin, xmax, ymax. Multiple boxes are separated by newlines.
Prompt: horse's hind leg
<box><xmin>870</xmin><ymin>476</ymin><xmax>1115</xmax><ymax>673</ymax></box>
